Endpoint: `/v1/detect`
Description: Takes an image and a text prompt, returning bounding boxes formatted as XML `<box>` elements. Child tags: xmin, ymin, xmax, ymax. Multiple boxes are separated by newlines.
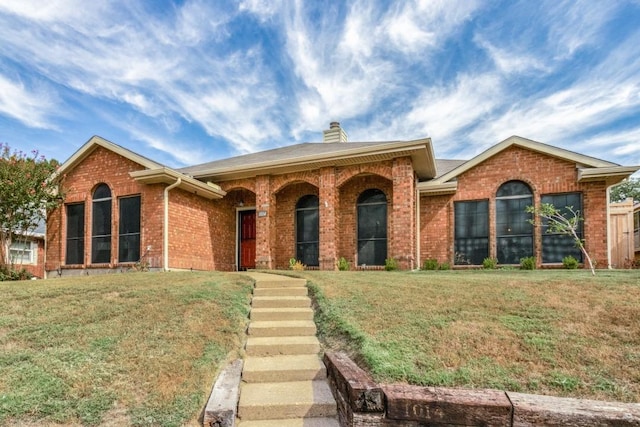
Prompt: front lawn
<box><xmin>0</xmin><ymin>272</ymin><xmax>253</xmax><ymax>426</ymax></box>
<box><xmin>297</xmin><ymin>269</ymin><xmax>640</xmax><ymax>403</ymax></box>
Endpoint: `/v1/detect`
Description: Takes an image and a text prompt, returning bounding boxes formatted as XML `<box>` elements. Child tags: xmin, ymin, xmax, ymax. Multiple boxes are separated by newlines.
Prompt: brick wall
<box><xmin>421</xmin><ymin>146</ymin><xmax>610</xmax><ymax>267</ymax></box>
<box><xmin>46</xmin><ymin>146</ymin><xmax>164</xmax><ymax>275</ymax></box>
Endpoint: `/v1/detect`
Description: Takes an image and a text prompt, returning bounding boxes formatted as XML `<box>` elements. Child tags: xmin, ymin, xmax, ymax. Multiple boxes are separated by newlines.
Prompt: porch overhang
<box><xmin>130</xmin><ymin>168</ymin><xmax>226</xmax><ymax>200</ymax></box>
<box><xmin>577</xmin><ymin>166</ymin><xmax>640</xmax><ymax>184</ymax></box>
<box><xmin>417</xmin><ymin>181</ymin><xmax>458</xmax><ymax>195</ymax></box>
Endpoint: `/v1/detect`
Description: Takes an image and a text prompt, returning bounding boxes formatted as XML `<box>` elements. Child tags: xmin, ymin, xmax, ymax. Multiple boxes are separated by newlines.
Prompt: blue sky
<box><xmin>1</xmin><ymin>1</ymin><xmax>639</xmax><ymax>172</ymax></box>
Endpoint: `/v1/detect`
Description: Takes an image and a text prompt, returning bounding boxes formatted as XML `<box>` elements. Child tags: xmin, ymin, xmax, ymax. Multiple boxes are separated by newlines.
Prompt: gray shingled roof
<box><xmin>178</xmin><ymin>141</ymin><xmax>399</xmax><ymax>176</ymax></box>
<box><xmin>435</xmin><ymin>159</ymin><xmax>467</xmax><ymax>178</ymax></box>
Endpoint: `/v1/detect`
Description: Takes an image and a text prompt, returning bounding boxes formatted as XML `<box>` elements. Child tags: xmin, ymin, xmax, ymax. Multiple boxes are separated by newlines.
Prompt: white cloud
<box><xmin>0</xmin><ymin>74</ymin><xmax>58</xmax><ymax>129</ymax></box>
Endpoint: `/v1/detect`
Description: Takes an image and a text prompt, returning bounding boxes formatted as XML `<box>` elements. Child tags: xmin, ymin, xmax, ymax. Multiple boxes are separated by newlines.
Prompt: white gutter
<box><xmin>163</xmin><ymin>177</ymin><xmax>182</xmax><ymax>272</ymax></box>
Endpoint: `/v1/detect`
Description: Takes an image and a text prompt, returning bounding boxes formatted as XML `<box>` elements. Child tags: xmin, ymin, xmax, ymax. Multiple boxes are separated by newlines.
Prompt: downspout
<box><xmin>163</xmin><ymin>178</ymin><xmax>182</xmax><ymax>272</ymax></box>
<box><xmin>415</xmin><ymin>179</ymin><xmax>421</xmax><ymax>270</ymax></box>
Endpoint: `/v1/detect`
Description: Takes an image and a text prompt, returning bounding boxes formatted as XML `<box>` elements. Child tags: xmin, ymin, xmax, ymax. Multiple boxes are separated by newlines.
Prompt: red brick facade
<box><xmin>420</xmin><ymin>146</ymin><xmax>610</xmax><ymax>268</ymax></box>
<box><xmin>45</xmin><ymin>137</ymin><xmax>632</xmax><ymax>276</ymax></box>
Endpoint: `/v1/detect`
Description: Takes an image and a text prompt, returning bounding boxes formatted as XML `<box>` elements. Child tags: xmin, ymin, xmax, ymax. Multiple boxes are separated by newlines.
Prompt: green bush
<box><xmin>337</xmin><ymin>257</ymin><xmax>350</xmax><ymax>271</ymax></box>
<box><xmin>439</xmin><ymin>262</ymin><xmax>451</xmax><ymax>270</ymax></box>
<box><xmin>384</xmin><ymin>258</ymin><xmax>399</xmax><ymax>271</ymax></box>
<box><xmin>520</xmin><ymin>256</ymin><xmax>536</xmax><ymax>270</ymax></box>
<box><xmin>562</xmin><ymin>255</ymin><xmax>579</xmax><ymax>269</ymax></box>
<box><xmin>482</xmin><ymin>257</ymin><xmax>498</xmax><ymax>269</ymax></box>
<box><xmin>422</xmin><ymin>259</ymin><xmax>439</xmax><ymax>270</ymax></box>
<box><xmin>0</xmin><ymin>266</ymin><xmax>33</xmax><ymax>281</ymax></box>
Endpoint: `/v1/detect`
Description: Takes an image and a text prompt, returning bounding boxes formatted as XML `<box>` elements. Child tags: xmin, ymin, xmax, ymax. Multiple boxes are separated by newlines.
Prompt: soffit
<box><xmin>130</xmin><ymin>168</ymin><xmax>226</xmax><ymax>200</ymax></box>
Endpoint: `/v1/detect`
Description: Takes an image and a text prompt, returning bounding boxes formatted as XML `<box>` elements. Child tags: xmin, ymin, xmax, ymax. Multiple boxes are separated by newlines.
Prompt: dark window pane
<box><xmin>358</xmin><ymin>239</ymin><xmax>387</xmax><ymax>266</ymax></box>
<box><xmin>296</xmin><ymin>242</ymin><xmax>319</xmax><ymax>267</ymax></box>
<box><xmin>92</xmin><ymin>200</ymin><xmax>111</xmax><ymax>235</ymax></box>
<box><xmin>296</xmin><ymin>194</ymin><xmax>319</xmax><ymax>209</ymax></box>
<box><xmin>92</xmin><ymin>236</ymin><xmax>111</xmax><ymax>264</ymax></box>
<box><xmin>357</xmin><ymin>204</ymin><xmax>387</xmax><ymax>239</ymax></box>
<box><xmin>496</xmin><ymin>181</ymin><xmax>532</xmax><ymax>197</ymax></box>
<box><xmin>358</xmin><ymin>188</ymin><xmax>387</xmax><ymax>204</ymax></box>
<box><xmin>296</xmin><ymin>195</ymin><xmax>319</xmax><ymax>266</ymax></box>
<box><xmin>93</xmin><ymin>184</ymin><xmax>111</xmax><ymax>200</ymax></box>
<box><xmin>357</xmin><ymin>189</ymin><xmax>387</xmax><ymax>266</ymax></box>
<box><xmin>497</xmin><ymin>236</ymin><xmax>533</xmax><ymax>264</ymax></box>
<box><xmin>66</xmin><ymin>203</ymin><xmax>85</xmax><ymax>265</ymax></box>
<box><xmin>540</xmin><ymin>193</ymin><xmax>583</xmax><ymax>263</ymax></box>
<box><xmin>495</xmin><ymin>181</ymin><xmax>533</xmax><ymax>263</ymax></box>
<box><xmin>496</xmin><ymin>198</ymin><xmax>533</xmax><ymax>236</ymax></box>
<box><xmin>119</xmin><ymin>196</ymin><xmax>141</xmax><ymax>235</ymax></box>
<box><xmin>119</xmin><ymin>234</ymin><xmax>140</xmax><ymax>263</ymax></box>
<box><xmin>119</xmin><ymin>196</ymin><xmax>141</xmax><ymax>262</ymax></box>
<box><xmin>454</xmin><ymin>200</ymin><xmax>489</xmax><ymax>265</ymax></box>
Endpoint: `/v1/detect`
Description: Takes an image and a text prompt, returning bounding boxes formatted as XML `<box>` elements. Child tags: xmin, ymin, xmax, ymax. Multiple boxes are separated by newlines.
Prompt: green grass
<box><xmin>297</xmin><ymin>269</ymin><xmax>640</xmax><ymax>402</ymax></box>
<box><xmin>0</xmin><ymin>272</ymin><xmax>253</xmax><ymax>426</ymax></box>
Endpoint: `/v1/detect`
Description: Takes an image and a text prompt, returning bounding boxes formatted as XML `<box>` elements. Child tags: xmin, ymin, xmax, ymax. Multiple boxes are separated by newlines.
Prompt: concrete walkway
<box><xmin>237</xmin><ymin>272</ymin><xmax>338</xmax><ymax>427</ymax></box>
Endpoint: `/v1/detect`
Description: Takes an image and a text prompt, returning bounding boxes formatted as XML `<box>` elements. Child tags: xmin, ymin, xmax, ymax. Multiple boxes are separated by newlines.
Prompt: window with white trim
<box><xmin>10</xmin><ymin>241</ymin><xmax>36</xmax><ymax>265</ymax></box>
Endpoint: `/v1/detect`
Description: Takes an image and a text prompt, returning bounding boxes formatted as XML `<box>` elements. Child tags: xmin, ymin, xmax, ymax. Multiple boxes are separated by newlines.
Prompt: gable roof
<box><xmin>179</xmin><ymin>138</ymin><xmax>437</xmax><ymax>181</ymax></box>
<box><xmin>56</xmin><ymin>136</ymin><xmax>225</xmax><ymax>200</ymax></box>
<box><xmin>419</xmin><ymin>135</ymin><xmax>640</xmax><ymax>195</ymax></box>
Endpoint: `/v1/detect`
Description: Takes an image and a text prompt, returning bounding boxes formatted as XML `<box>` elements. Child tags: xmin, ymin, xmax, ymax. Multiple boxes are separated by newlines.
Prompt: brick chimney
<box><xmin>322</xmin><ymin>121</ymin><xmax>348</xmax><ymax>143</ymax></box>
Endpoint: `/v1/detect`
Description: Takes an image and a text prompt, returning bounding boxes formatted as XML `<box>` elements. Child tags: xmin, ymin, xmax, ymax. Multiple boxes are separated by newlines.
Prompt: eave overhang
<box><xmin>577</xmin><ymin>166</ymin><xmax>640</xmax><ymax>184</ymax></box>
<box><xmin>417</xmin><ymin>181</ymin><xmax>458</xmax><ymax>195</ymax></box>
<box><xmin>191</xmin><ymin>139</ymin><xmax>436</xmax><ymax>181</ymax></box>
<box><xmin>130</xmin><ymin>168</ymin><xmax>226</xmax><ymax>200</ymax></box>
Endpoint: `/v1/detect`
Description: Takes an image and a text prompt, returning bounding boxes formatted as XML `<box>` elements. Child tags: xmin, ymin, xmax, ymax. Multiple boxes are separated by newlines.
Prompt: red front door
<box><xmin>239</xmin><ymin>210</ymin><xmax>256</xmax><ymax>270</ymax></box>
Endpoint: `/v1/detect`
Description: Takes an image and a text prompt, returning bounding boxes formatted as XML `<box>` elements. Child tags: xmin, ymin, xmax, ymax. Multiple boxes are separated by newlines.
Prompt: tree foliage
<box><xmin>0</xmin><ymin>143</ymin><xmax>62</xmax><ymax>268</ymax></box>
<box><xmin>610</xmin><ymin>177</ymin><xmax>640</xmax><ymax>203</ymax></box>
<box><xmin>526</xmin><ymin>203</ymin><xmax>595</xmax><ymax>275</ymax></box>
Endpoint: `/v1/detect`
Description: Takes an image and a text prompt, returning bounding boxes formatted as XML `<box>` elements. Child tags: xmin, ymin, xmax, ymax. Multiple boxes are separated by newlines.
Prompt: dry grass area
<box><xmin>0</xmin><ymin>272</ymin><xmax>253</xmax><ymax>426</ymax></box>
<box><xmin>296</xmin><ymin>269</ymin><xmax>640</xmax><ymax>403</ymax></box>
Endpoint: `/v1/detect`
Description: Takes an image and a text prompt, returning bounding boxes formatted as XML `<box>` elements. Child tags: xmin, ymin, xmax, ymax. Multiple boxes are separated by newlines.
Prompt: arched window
<box><xmin>496</xmin><ymin>181</ymin><xmax>533</xmax><ymax>264</ymax></box>
<box><xmin>296</xmin><ymin>195</ymin><xmax>319</xmax><ymax>267</ymax></box>
<box><xmin>92</xmin><ymin>184</ymin><xmax>112</xmax><ymax>263</ymax></box>
<box><xmin>357</xmin><ymin>189</ymin><xmax>387</xmax><ymax>266</ymax></box>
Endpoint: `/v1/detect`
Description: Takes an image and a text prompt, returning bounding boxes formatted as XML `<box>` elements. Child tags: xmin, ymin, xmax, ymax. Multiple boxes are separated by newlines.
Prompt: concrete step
<box><xmin>254</xmin><ymin>278</ymin><xmax>308</xmax><ymax>289</ymax></box>
<box><xmin>248</xmin><ymin>320</ymin><xmax>317</xmax><ymax>337</ymax></box>
<box><xmin>238</xmin><ymin>380</ymin><xmax>337</xmax><ymax>420</ymax></box>
<box><xmin>238</xmin><ymin>417</ymin><xmax>340</xmax><ymax>427</ymax></box>
<box><xmin>253</xmin><ymin>287</ymin><xmax>308</xmax><ymax>297</ymax></box>
<box><xmin>250</xmin><ymin>308</ymin><xmax>314</xmax><ymax>321</ymax></box>
<box><xmin>252</xmin><ymin>296</ymin><xmax>310</xmax><ymax>309</ymax></box>
<box><xmin>245</xmin><ymin>336</ymin><xmax>321</xmax><ymax>356</ymax></box>
<box><xmin>243</xmin><ymin>355</ymin><xmax>327</xmax><ymax>383</ymax></box>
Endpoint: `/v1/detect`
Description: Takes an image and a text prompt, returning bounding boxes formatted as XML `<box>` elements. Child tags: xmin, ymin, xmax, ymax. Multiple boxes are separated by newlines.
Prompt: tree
<box><xmin>0</xmin><ymin>143</ymin><xmax>62</xmax><ymax>270</ymax></box>
<box><xmin>610</xmin><ymin>177</ymin><xmax>640</xmax><ymax>203</ymax></box>
<box><xmin>526</xmin><ymin>203</ymin><xmax>595</xmax><ymax>275</ymax></box>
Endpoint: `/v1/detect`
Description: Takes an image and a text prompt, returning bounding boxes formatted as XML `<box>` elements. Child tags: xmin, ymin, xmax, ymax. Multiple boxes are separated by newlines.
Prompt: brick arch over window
<box><xmin>275</xmin><ymin>181</ymin><xmax>320</xmax><ymax>268</ymax></box>
<box><xmin>271</xmin><ymin>172</ymin><xmax>320</xmax><ymax>195</ymax></box>
<box><xmin>91</xmin><ymin>183</ymin><xmax>112</xmax><ymax>264</ymax></box>
<box><xmin>337</xmin><ymin>174</ymin><xmax>392</xmax><ymax>268</ymax></box>
<box><xmin>336</xmin><ymin>163</ymin><xmax>393</xmax><ymax>188</ymax></box>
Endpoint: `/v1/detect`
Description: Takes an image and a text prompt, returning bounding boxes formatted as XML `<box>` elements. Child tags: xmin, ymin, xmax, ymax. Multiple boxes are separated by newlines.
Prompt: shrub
<box><xmin>562</xmin><ymin>255</ymin><xmax>579</xmax><ymax>269</ymax></box>
<box><xmin>482</xmin><ymin>257</ymin><xmax>498</xmax><ymax>269</ymax></box>
<box><xmin>422</xmin><ymin>259</ymin><xmax>439</xmax><ymax>270</ymax></box>
<box><xmin>384</xmin><ymin>258</ymin><xmax>399</xmax><ymax>271</ymax></box>
<box><xmin>337</xmin><ymin>257</ymin><xmax>350</xmax><ymax>271</ymax></box>
<box><xmin>289</xmin><ymin>258</ymin><xmax>305</xmax><ymax>271</ymax></box>
<box><xmin>0</xmin><ymin>266</ymin><xmax>33</xmax><ymax>281</ymax></box>
<box><xmin>520</xmin><ymin>256</ymin><xmax>536</xmax><ymax>270</ymax></box>
<box><xmin>439</xmin><ymin>262</ymin><xmax>451</xmax><ymax>270</ymax></box>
